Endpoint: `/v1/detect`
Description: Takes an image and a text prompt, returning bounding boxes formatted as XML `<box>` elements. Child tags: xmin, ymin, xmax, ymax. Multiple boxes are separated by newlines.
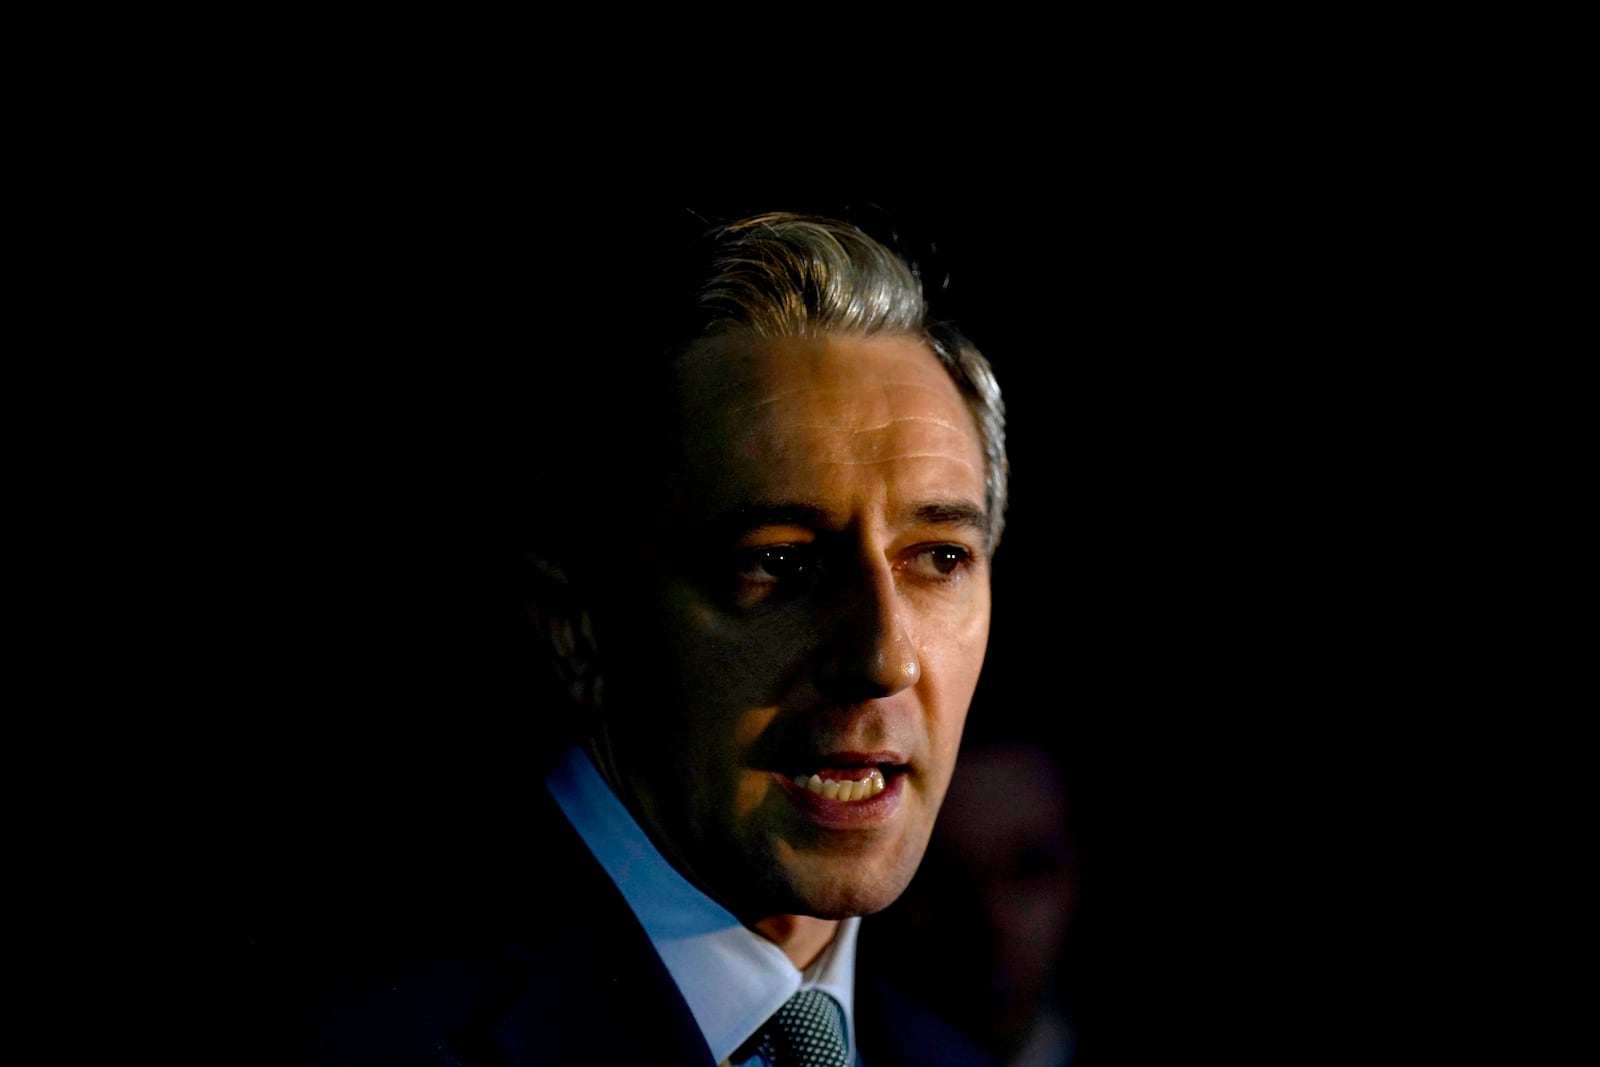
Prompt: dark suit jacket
<box><xmin>301</xmin><ymin>787</ymin><xmax>992</xmax><ymax>1067</ymax></box>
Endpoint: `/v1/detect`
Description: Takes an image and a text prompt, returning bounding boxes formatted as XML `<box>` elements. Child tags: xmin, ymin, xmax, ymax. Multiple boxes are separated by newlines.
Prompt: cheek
<box><xmin>924</xmin><ymin>599</ymin><xmax>992</xmax><ymax>707</ymax></box>
<box><xmin>667</xmin><ymin>597</ymin><xmax>812</xmax><ymax>709</ymax></box>
<box><xmin>731</xmin><ymin>707</ymin><xmax>780</xmax><ymax>815</ymax></box>
<box><xmin>917</xmin><ymin>609</ymin><xmax>992</xmax><ymax>790</ymax></box>
<box><xmin>650</xmin><ymin>595</ymin><xmax>802</xmax><ymax>776</ymax></box>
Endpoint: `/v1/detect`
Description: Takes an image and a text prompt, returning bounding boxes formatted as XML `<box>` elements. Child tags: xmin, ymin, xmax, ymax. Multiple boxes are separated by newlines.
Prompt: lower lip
<box><xmin>774</xmin><ymin>770</ymin><xmax>906</xmax><ymax>829</ymax></box>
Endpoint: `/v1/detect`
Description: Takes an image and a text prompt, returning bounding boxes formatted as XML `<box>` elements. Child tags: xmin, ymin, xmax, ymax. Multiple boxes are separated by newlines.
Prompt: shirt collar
<box><xmin>545</xmin><ymin>745</ymin><xmax>859</xmax><ymax>1063</ymax></box>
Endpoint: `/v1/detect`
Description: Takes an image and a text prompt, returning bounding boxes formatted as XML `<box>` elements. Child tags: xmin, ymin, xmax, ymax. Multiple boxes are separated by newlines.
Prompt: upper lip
<box><xmin>782</xmin><ymin>750</ymin><xmax>908</xmax><ymax>773</ymax></box>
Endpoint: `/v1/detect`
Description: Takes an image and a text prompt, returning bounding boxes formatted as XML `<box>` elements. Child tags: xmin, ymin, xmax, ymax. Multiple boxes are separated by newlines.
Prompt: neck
<box><xmin>588</xmin><ymin>738</ymin><xmax>842</xmax><ymax>970</ymax></box>
<box><xmin>751</xmin><ymin>914</ymin><xmax>840</xmax><ymax>970</ymax></box>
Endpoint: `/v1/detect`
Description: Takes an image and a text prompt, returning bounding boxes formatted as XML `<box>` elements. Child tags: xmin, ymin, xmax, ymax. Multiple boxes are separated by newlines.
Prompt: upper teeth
<box><xmin>793</xmin><ymin>769</ymin><xmax>886</xmax><ymax>802</ymax></box>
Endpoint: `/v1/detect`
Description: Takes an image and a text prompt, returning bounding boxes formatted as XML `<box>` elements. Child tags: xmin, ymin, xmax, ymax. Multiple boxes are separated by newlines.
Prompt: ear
<box><xmin>521</xmin><ymin>554</ymin><xmax>604</xmax><ymax>710</ymax></box>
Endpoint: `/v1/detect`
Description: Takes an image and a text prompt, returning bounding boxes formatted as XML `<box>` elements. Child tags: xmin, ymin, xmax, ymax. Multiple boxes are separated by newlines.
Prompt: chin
<box><xmin>770</xmin><ymin>848</ymin><xmax>927</xmax><ymax>920</ymax></box>
<box><xmin>798</xmin><ymin>889</ymin><xmax>900</xmax><ymax>921</ymax></box>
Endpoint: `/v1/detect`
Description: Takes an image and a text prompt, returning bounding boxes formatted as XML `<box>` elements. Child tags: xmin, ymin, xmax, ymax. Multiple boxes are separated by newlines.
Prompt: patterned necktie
<box><xmin>756</xmin><ymin>989</ymin><xmax>851</xmax><ymax>1067</ymax></box>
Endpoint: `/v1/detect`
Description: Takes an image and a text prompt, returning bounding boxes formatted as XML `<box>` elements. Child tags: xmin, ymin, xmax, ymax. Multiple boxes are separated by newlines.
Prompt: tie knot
<box><xmin>759</xmin><ymin>989</ymin><xmax>850</xmax><ymax>1067</ymax></box>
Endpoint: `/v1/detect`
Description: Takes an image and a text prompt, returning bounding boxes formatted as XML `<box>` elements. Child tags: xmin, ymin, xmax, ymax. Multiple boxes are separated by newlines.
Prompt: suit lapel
<box><xmin>473</xmin><ymin>789</ymin><xmax>716</xmax><ymax>1066</ymax></box>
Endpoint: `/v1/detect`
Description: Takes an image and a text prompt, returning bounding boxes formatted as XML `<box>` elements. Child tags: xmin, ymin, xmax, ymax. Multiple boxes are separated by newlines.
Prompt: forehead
<box><xmin>668</xmin><ymin>332</ymin><xmax>986</xmax><ymax>519</ymax></box>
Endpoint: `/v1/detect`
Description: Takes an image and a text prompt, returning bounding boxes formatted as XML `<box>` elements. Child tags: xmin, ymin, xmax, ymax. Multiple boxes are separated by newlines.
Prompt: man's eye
<box><xmin>907</xmin><ymin>545</ymin><xmax>973</xmax><ymax>580</ymax></box>
<box><xmin>736</xmin><ymin>546</ymin><xmax>818</xmax><ymax>584</ymax></box>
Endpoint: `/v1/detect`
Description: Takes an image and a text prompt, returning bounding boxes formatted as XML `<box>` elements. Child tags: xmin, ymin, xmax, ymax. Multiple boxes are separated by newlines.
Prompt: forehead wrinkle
<box><xmin>725</xmin><ymin>380</ymin><xmax>962</xmax><ymax>416</ymax></box>
<box><xmin>810</xmin><ymin>454</ymin><xmax>981</xmax><ymax>472</ymax></box>
<box><xmin>769</xmin><ymin>415</ymin><xmax>973</xmax><ymax>435</ymax></box>
<box><xmin>859</xmin><ymin>416</ymin><xmax>972</xmax><ymax>442</ymax></box>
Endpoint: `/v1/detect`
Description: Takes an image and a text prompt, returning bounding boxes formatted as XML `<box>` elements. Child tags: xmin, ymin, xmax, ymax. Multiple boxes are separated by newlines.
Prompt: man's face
<box><xmin>598</xmin><ymin>331</ymin><xmax>993</xmax><ymax>923</ymax></box>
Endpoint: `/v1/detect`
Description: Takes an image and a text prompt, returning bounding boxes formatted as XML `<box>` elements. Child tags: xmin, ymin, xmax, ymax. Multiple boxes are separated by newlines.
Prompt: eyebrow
<box><xmin>704</xmin><ymin>503</ymin><xmax>834</xmax><ymax>542</ymax></box>
<box><xmin>907</xmin><ymin>501</ymin><xmax>991</xmax><ymax>536</ymax></box>
<box><xmin>704</xmin><ymin>500</ymin><xmax>991</xmax><ymax>541</ymax></box>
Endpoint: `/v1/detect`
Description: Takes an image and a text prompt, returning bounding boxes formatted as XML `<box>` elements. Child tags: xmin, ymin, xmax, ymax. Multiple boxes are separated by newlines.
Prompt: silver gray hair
<box><xmin>690</xmin><ymin>212</ymin><xmax>1010</xmax><ymax>550</ymax></box>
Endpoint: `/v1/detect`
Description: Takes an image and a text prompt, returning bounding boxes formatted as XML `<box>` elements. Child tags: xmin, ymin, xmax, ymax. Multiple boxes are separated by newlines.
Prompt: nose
<box><xmin>811</xmin><ymin>555</ymin><xmax>921</xmax><ymax>702</ymax></box>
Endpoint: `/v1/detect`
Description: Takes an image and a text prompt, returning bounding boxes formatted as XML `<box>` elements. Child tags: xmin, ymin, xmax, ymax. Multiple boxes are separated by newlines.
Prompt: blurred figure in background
<box><xmin>864</xmin><ymin>735</ymin><xmax>1079</xmax><ymax>1067</ymax></box>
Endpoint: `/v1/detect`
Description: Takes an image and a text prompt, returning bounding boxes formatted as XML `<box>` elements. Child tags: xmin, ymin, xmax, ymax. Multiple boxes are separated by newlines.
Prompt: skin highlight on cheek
<box><xmin>683</xmin><ymin>599</ymin><xmax>720</xmax><ymax>629</ymax></box>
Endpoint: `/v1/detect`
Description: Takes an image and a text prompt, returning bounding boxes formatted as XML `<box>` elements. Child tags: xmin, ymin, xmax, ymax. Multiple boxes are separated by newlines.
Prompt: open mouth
<box><xmin>780</xmin><ymin>756</ymin><xmax>910</xmax><ymax>806</ymax></box>
<box><xmin>791</xmin><ymin>767</ymin><xmax>887</xmax><ymax>802</ymax></box>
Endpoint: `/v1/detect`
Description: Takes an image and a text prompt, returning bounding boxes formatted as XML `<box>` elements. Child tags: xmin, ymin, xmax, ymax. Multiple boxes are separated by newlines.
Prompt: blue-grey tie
<box><xmin>757</xmin><ymin>989</ymin><xmax>850</xmax><ymax>1067</ymax></box>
